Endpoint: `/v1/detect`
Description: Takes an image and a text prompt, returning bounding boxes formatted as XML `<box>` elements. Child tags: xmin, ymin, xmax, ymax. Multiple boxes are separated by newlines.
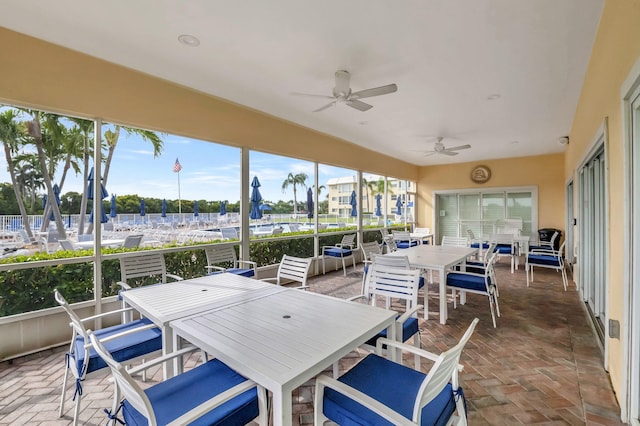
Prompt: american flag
<box><xmin>173</xmin><ymin>157</ymin><xmax>182</xmax><ymax>173</ymax></box>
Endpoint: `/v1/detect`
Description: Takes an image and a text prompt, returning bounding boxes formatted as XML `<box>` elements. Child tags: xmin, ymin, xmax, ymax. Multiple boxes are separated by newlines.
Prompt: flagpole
<box><xmin>178</xmin><ymin>170</ymin><xmax>182</xmax><ymax>215</ymax></box>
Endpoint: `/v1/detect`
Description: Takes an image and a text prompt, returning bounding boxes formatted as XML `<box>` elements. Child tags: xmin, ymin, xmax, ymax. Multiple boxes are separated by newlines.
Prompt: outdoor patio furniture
<box><xmin>54</xmin><ymin>289</ymin><xmax>162</xmax><ymax>426</ymax></box>
<box><xmin>204</xmin><ymin>245</ymin><xmax>257</xmax><ymax>278</ymax></box>
<box><xmin>314</xmin><ymin>318</ymin><xmax>478</xmax><ymax>426</ymax></box>
<box><xmin>58</xmin><ymin>239</ymin><xmax>77</xmax><ymax>251</ymax></box>
<box><xmin>88</xmin><ymin>331</ymin><xmax>268</xmax><ymax>426</ymax></box>
<box><xmin>446</xmin><ymin>251</ymin><xmax>500</xmax><ymax>327</ymax></box>
<box><xmin>359</xmin><ymin>241</ymin><xmax>383</xmax><ymax>291</ymax></box>
<box><xmin>392</xmin><ymin>230</ymin><xmax>418</xmax><ymax>249</ymax></box>
<box><xmin>122</xmin><ymin>233</ymin><xmax>144</xmax><ymax>248</ymax></box>
<box><xmin>441</xmin><ymin>235</ymin><xmax>469</xmax><ymax>247</ymax></box>
<box><xmin>526</xmin><ymin>241</ymin><xmax>568</xmax><ymax>291</ymax></box>
<box><xmin>382</xmin><ymin>234</ymin><xmax>398</xmax><ymax>253</ymax></box>
<box><xmin>529</xmin><ymin>230</ymin><xmax>560</xmax><ymax>252</ymax></box>
<box><xmin>322</xmin><ymin>234</ymin><xmax>357</xmax><ymax>276</ymax></box>
<box><xmin>220</xmin><ymin>227</ymin><xmax>239</xmax><ymax>240</ymax></box>
<box><xmin>261</xmin><ymin>254</ymin><xmax>312</xmax><ymax>290</ymax></box>
<box><xmin>490</xmin><ymin>233</ymin><xmax>519</xmax><ymax>273</ymax></box>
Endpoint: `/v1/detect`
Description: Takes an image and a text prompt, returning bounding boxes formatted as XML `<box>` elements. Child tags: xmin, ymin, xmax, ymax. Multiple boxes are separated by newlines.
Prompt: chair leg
<box><xmin>488</xmin><ymin>295</ymin><xmax>497</xmax><ymax>328</ymax></box>
<box><xmin>413</xmin><ymin>333</ymin><xmax>421</xmax><ymax>370</ymax></box>
<box><xmin>73</xmin><ymin>390</ymin><xmax>82</xmax><ymax>426</ymax></box>
<box><xmin>561</xmin><ymin>267</ymin><xmax>568</xmax><ymax>291</ymax></box>
<box><xmin>341</xmin><ymin>257</ymin><xmax>347</xmax><ymax>276</ymax></box>
<box><xmin>322</xmin><ymin>255</ymin><xmax>326</xmax><ymax>275</ymax></box>
<box><xmin>525</xmin><ymin>263</ymin><xmax>531</xmax><ymax>287</ymax></box>
<box><xmin>58</xmin><ymin>365</ymin><xmax>70</xmax><ymax>418</ymax></box>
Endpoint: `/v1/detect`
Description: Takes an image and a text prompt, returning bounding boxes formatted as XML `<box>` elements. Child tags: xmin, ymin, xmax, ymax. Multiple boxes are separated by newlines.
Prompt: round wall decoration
<box><xmin>471</xmin><ymin>165</ymin><xmax>491</xmax><ymax>183</ymax></box>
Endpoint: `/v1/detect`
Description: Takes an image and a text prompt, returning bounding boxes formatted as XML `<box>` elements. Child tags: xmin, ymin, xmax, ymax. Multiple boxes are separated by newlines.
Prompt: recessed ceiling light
<box><xmin>487</xmin><ymin>94</ymin><xmax>501</xmax><ymax>100</ymax></box>
<box><xmin>178</xmin><ymin>34</ymin><xmax>200</xmax><ymax>47</ymax></box>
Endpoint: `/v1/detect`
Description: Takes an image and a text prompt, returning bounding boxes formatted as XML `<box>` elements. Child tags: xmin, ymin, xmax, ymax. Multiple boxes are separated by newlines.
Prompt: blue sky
<box><xmin>0</xmin><ymin>119</ymin><xmax>358</xmax><ymax>204</ymax></box>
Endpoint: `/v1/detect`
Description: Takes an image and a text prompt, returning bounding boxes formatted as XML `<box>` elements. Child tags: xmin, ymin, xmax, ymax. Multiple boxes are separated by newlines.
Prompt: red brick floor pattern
<box><xmin>0</xmin><ymin>258</ymin><xmax>624</xmax><ymax>425</ymax></box>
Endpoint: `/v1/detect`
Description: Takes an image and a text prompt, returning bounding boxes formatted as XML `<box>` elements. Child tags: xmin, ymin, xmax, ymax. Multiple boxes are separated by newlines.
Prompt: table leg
<box><xmin>272</xmin><ymin>390</ymin><xmax>292</xmax><ymax>426</ymax></box>
<box><xmin>439</xmin><ymin>268</ymin><xmax>448</xmax><ymax>325</ymax></box>
<box><xmin>162</xmin><ymin>326</ymin><xmax>175</xmax><ymax>379</ymax></box>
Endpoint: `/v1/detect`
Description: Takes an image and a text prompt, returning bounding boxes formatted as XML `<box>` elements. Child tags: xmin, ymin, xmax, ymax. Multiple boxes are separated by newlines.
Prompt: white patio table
<box><xmin>386</xmin><ymin>244</ymin><xmax>477</xmax><ymax>323</ymax></box>
<box><xmin>171</xmin><ymin>287</ymin><xmax>397</xmax><ymax>426</ymax></box>
<box><xmin>75</xmin><ymin>238</ymin><xmax>125</xmax><ymax>249</ymax></box>
<box><xmin>410</xmin><ymin>230</ymin><xmax>434</xmax><ymax>244</ymax></box>
<box><xmin>120</xmin><ymin>273</ymin><xmax>281</xmax><ymax>378</ymax></box>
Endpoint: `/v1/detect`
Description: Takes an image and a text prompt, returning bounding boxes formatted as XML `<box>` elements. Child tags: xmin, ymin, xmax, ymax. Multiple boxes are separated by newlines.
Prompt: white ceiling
<box><xmin>0</xmin><ymin>0</ymin><xmax>603</xmax><ymax>166</ymax></box>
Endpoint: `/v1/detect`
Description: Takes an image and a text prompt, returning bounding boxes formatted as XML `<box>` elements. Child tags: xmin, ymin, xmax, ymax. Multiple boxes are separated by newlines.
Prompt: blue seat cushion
<box><xmin>397</xmin><ymin>240</ymin><xmax>418</xmax><ymax>249</ymax></box>
<box><xmin>470</xmin><ymin>242</ymin><xmax>490</xmax><ymax>249</ymax></box>
<box><xmin>122</xmin><ymin>359</ymin><xmax>259</xmax><ymax>426</ymax></box>
<box><xmin>323</xmin><ymin>354</ymin><xmax>458</xmax><ymax>426</ymax></box>
<box><xmin>495</xmin><ymin>244</ymin><xmax>513</xmax><ymax>255</ymax></box>
<box><xmin>365</xmin><ymin>316</ymin><xmax>419</xmax><ymax>347</ymax></box>
<box><xmin>227</xmin><ymin>268</ymin><xmax>255</xmax><ymax>277</ymax></box>
<box><xmin>527</xmin><ymin>254</ymin><xmax>561</xmax><ymax>267</ymax></box>
<box><xmin>324</xmin><ymin>247</ymin><xmax>353</xmax><ymax>258</ymax></box>
<box><xmin>446</xmin><ymin>273</ymin><xmax>490</xmax><ymax>292</ymax></box>
<box><xmin>74</xmin><ymin>318</ymin><xmax>162</xmax><ymax>375</ymax></box>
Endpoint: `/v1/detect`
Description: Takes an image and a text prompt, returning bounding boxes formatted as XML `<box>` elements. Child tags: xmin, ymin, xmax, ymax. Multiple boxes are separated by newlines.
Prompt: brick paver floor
<box><xmin>0</xmin><ymin>256</ymin><xmax>623</xmax><ymax>425</ymax></box>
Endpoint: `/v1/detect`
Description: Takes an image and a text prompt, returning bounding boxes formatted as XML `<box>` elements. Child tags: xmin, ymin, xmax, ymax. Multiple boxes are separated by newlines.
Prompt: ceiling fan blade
<box><xmin>422</xmin><ymin>151</ymin><xmax>437</xmax><ymax>157</ymax></box>
<box><xmin>350</xmin><ymin>83</ymin><xmax>398</xmax><ymax>100</ymax></box>
<box><xmin>445</xmin><ymin>144</ymin><xmax>471</xmax><ymax>151</ymax></box>
<box><xmin>441</xmin><ymin>150</ymin><xmax>459</xmax><ymax>156</ymax></box>
<box><xmin>346</xmin><ymin>99</ymin><xmax>373</xmax><ymax>111</ymax></box>
<box><xmin>313</xmin><ymin>101</ymin><xmax>336</xmax><ymax>112</ymax></box>
<box><xmin>291</xmin><ymin>92</ymin><xmax>334</xmax><ymax>99</ymax></box>
<box><xmin>334</xmin><ymin>70</ymin><xmax>351</xmax><ymax>97</ymax></box>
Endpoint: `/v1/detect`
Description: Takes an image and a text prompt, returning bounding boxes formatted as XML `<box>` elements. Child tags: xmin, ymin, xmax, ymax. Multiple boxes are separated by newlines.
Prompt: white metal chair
<box><xmin>441</xmin><ymin>235</ymin><xmax>469</xmax><ymax>247</ymax></box>
<box><xmin>322</xmin><ymin>234</ymin><xmax>357</xmax><ymax>276</ymax></box>
<box><xmin>490</xmin><ymin>233</ymin><xmax>518</xmax><ymax>273</ymax></box>
<box><xmin>204</xmin><ymin>245</ymin><xmax>257</xmax><ymax>278</ymax></box>
<box><xmin>54</xmin><ymin>289</ymin><xmax>162</xmax><ymax>426</ymax></box>
<box><xmin>526</xmin><ymin>241</ymin><xmax>568</xmax><ymax>291</ymax></box>
<box><xmin>348</xmin><ymin>261</ymin><xmax>423</xmax><ymax>369</ymax></box>
<box><xmin>315</xmin><ymin>318</ymin><xmax>479</xmax><ymax>426</ymax></box>
<box><xmin>118</xmin><ymin>252</ymin><xmax>183</xmax><ymax>289</ymax></box>
<box><xmin>446</xmin><ymin>251</ymin><xmax>500</xmax><ymax>327</ymax></box>
<box><xmin>382</xmin><ymin>234</ymin><xmax>398</xmax><ymax>253</ymax></box>
<box><xmin>88</xmin><ymin>331</ymin><xmax>268</xmax><ymax>426</ymax></box>
<box><xmin>220</xmin><ymin>227</ymin><xmax>239</xmax><ymax>240</ymax></box>
<box><xmin>58</xmin><ymin>239</ymin><xmax>77</xmax><ymax>251</ymax></box>
<box><xmin>122</xmin><ymin>233</ymin><xmax>144</xmax><ymax>249</ymax></box>
<box><xmin>359</xmin><ymin>241</ymin><xmax>383</xmax><ymax>292</ymax></box>
<box><xmin>261</xmin><ymin>254</ymin><xmax>312</xmax><ymax>290</ymax></box>
<box><xmin>529</xmin><ymin>230</ymin><xmax>560</xmax><ymax>252</ymax></box>
<box><xmin>392</xmin><ymin>230</ymin><xmax>418</xmax><ymax>249</ymax></box>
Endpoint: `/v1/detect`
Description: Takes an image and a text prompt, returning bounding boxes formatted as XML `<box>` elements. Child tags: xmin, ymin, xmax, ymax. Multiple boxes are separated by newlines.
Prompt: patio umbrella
<box><xmin>109</xmin><ymin>195</ymin><xmax>117</xmax><ymax>218</ymax></box>
<box><xmin>396</xmin><ymin>196</ymin><xmax>403</xmax><ymax>215</ymax></box>
<box><xmin>220</xmin><ymin>201</ymin><xmax>227</xmax><ymax>216</ymax></box>
<box><xmin>88</xmin><ymin>202</ymin><xmax>108</xmax><ymax>224</ymax></box>
<box><xmin>250</xmin><ymin>176</ymin><xmax>263</xmax><ymax>220</ymax></box>
<box><xmin>194</xmin><ymin>201</ymin><xmax>199</xmax><ymax>217</ymax></box>
<box><xmin>259</xmin><ymin>204</ymin><xmax>272</xmax><ymax>211</ymax></box>
<box><xmin>87</xmin><ymin>167</ymin><xmax>109</xmax><ymax>201</ymax></box>
<box><xmin>375</xmin><ymin>194</ymin><xmax>382</xmax><ymax>217</ymax></box>
<box><xmin>49</xmin><ymin>183</ymin><xmax>61</xmax><ymax>220</ymax></box>
<box><xmin>349</xmin><ymin>190</ymin><xmax>357</xmax><ymax>217</ymax></box>
<box><xmin>161</xmin><ymin>199</ymin><xmax>167</xmax><ymax>218</ymax></box>
<box><xmin>306</xmin><ymin>188</ymin><xmax>314</xmax><ymax>219</ymax></box>
<box><xmin>42</xmin><ymin>194</ymin><xmax>47</xmax><ymax>210</ymax></box>
<box><xmin>140</xmin><ymin>199</ymin><xmax>146</xmax><ymax>223</ymax></box>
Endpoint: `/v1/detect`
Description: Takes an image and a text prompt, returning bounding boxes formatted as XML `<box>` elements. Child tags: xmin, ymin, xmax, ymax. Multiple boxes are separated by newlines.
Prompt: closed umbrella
<box><xmin>140</xmin><ymin>199</ymin><xmax>146</xmax><ymax>224</ymax></box>
<box><xmin>49</xmin><ymin>183</ymin><xmax>62</xmax><ymax>220</ymax></box>
<box><xmin>110</xmin><ymin>195</ymin><xmax>117</xmax><ymax>218</ymax></box>
<box><xmin>194</xmin><ymin>201</ymin><xmax>199</xmax><ymax>217</ymax></box>
<box><xmin>161</xmin><ymin>199</ymin><xmax>167</xmax><ymax>218</ymax></box>
<box><xmin>87</xmin><ymin>167</ymin><xmax>109</xmax><ymax>201</ymax></box>
<box><xmin>396</xmin><ymin>196</ymin><xmax>403</xmax><ymax>215</ymax></box>
<box><xmin>349</xmin><ymin>190</ymin><xmax>357</xmax><ymax>217</ymax></box>
<box><xmin>220</xmin><ymin>201</ymin><xmax>227</xmax><ymax>216</ymax></box>
<box><xmin>250</xmin><ymin>176</ymin><xmax>263</xmax><ymax>220</ymax></box>
<box><xmin>88</xmin><ymin>203</ymin><xmax>108</xmax><ymax>224</ymax></box>
<box><xmin>375</xmin><ymin>194</ymin><xmax>382</xmax><ymax>217</ymax></box>
<box><xmin>306</xmin><ymin>188</ymin><xmax>314</xmax><ymax>219</ymax></box>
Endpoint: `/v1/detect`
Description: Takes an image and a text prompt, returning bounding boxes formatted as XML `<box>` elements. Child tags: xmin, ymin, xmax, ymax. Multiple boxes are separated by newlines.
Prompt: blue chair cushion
<box><xmin>527</xmin><ymin>254</ymin><xmax>561</xmax><ymax>267</ymax></box>
<box><xmin>365</xmin><ymin>316</ymin><xmax>419</xmax><ymax>347</ymax></box>
<box><xmin>464</xmin><ymin>261</ymin><xmax>487</xmax><ymax>275</ymax></box>
<box><xmin>529</xmin><ymin>244</ymin><xmax>553</xmax><ymax>252</ymax></box>
<box><xmin>446</xmin><ymin>273</ymin><xmax>490</xmax><ymax>292</ymax></box>
<box><xmin>397</xmin><ymin>240</ymin><xmax>418</xmax><ymax>249</ymax></box>
<box><xmin>74</xmin><ymin>318</ymin><xmax>162</xmax><ymax>375</ymax></box>
<box><xmin>495</xmin><ymin>244</ymin><xmax>513</xmax><ymax>255</ymax></box>
<box><xmin>323</xmin><ymin>354</ymin><xmax>458</xmax><ymax>426</ymax></box>
<box><xmin>122</xmin><ymin>359</ymin><xmax>259</xmax><ymax>426</ymax></box>
<box><xmin>324</xmin><ymin>247</ymin><xmax>353</xmax><ymax>258</ymax></box>
<box><xmin>227</xmin><ymin>268</ymin><xmax>255</xmax><ymax>278</ymax></box>
<box><xmin>470</xmin><ymin>242</ymin><xmax>490</xmax><ymax>249</ymax></box>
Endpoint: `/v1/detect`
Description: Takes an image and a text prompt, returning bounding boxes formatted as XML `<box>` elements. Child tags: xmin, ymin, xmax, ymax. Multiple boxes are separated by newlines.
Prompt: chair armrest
<box><xmin>396</xmin><ymin>304</ymin><xmax>423</xmax><ymax>323</ymax></box>
<box><xmin>117</xmin><ymin>281</ymin><xmax>131</xmax><ymax>290</ymax></box>
<box><xmin>125</xmin><ymin>345</ymin><xmax>199</xmax><ymax>376</ymax></box>
<box><xmin>315</xmin><ymin>375</ymin><xmax>415</xmax><ymax>426</ymax></box>
<box><xmin>167</xmin><ymin>379</ymin><xmax>259</xmax><ymax>426</ymax></box>
<box><xmin>167</xmin><ymin>273</ymin><xmax>184</xmax><ymax>282</ymax></box>
<box><xmin>237</xmin><ymin>260</ymin><xmax>257</xmax><ymax>270</ymax></box>
<box><xmin>79</xmin><ymin>307</ymin><xmax>134</xmax><ymax>323</ymax></box>
<box><xmin>259</xmin><ymin>278</ymin><xmax>277</xmax><ymax>284</ymax></box>
<box><xmin>85</xmin><ymin>323</ymin><xmax>159</xmax><ymax>347</ymax></box>
<box><xmin>347</xmin><ymin>294</ymin><xmax>369</xmax><ymax>303</ymax></box>
<box><xmin>206</xmin><ymin>266</ymin><xmax>227</xmax><ymax>272</ymax></box>
<box><xmin>375</xmin><ymin>337</ymin><xmax>441</xmax><ymax>363</ymax></box>
<box><xmin>446</xmin><ymin>270</ymin><xmax>485</xmax><ymax>278</ymax></box>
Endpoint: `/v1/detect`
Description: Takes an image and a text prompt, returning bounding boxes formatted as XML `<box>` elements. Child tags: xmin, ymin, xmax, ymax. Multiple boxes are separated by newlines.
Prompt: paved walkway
<box><xmin>0</xmin><ymin>257</ymin><xmax>623</xmax><ymax>425</ymax></box>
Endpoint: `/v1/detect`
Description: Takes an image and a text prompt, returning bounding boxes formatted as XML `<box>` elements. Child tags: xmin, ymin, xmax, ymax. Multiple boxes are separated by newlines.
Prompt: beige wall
<box><xmin>565</xmin><ymin>0</ymin><xmax>640</xmax><ymax>403</ymax></box>
<box><xmin>417</xmin><ymin>154</ymin><xmax>565</xmax><ymax>232</ymax></box>
<box><xmin>0</xmin><ymin>27</ymin><xmax>417</xmax><ymax>182</ymax></box>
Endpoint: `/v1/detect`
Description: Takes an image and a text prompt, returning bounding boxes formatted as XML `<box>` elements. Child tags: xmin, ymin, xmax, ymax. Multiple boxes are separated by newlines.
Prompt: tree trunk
<box><xmin>3</xmin><ymin>143</ymin><xmax>34</xmax><ymax>238</ymax></box>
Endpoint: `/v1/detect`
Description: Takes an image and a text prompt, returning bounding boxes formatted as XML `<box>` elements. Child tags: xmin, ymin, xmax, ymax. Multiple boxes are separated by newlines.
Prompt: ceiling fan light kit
<box><xmin>293</xmin><ymin>70</ymin><xmax>397</xmax><ymax>112</ymax></box>
<box><xmin>422</xmin><ymin>136</ymin><xmax>471</xmax><ymax>157</ymax></box>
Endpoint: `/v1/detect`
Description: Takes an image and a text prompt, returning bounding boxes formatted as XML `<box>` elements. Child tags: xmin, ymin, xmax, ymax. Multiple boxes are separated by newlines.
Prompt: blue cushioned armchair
<box><xmin>322</xmin><ymin>233</ymin><xmax>357</xmax><ymax>276</ymax></box>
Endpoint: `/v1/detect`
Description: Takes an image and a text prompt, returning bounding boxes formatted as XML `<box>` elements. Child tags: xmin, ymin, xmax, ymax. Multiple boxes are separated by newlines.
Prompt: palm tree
<box><xmin>13</xmin><ymin>153</ymin><xmax>44</xmax><ymax>213</ymax></box>
<box><xmin>66</xmin><ymin>117</ymin><xmax>94</xmax><ymax>235</ymax></box>
<box><xmin>281</xmin><ymin>172</ymin><xmax>308</xmax><ymax>214</ymax></box>
<box><xmin>0</xmin><ymin>110</ymin><xmax>36</xmax><ymax>238</ymax></box>
<box><xmin>361</xmin><ymin>177</ymin><xmax>377</xmax><ymax>213</ymax></box>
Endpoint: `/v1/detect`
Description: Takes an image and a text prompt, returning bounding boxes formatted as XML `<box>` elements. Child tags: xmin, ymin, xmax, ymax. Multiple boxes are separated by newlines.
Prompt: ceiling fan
<box><xmin>421</xmin><ymin>137</ymin><xmax>471</xmax><ymax>157</ymax></box>
<box><xmin>292</xmin><ymin>70</ymin><xmax>397</xmax><ymax>112</ymax></box>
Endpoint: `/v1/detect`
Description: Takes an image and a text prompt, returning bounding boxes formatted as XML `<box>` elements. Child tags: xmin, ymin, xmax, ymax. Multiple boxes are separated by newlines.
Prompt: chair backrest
<box><xmin>339</xmin><ymin>234</ymin><xmax>356</xmax><ymax>248</ymax></box>
<box><xmin>87</xmin><ymin>332</ymin><xmax>157</xmax><ymax>424</ymax></box>
<box><xmin>414</xmin><ymin>227</ymin><xmax>430</xmax><ymax>234</ymax></box>
<box><xmin>123</xmin><ymin>234</ymin><xmax>144</xmax><ymax>249</ymax></box>
<box><xmin>360</xmin><ymin>241</ymin><xmax>382</xmax><ymax>262</ymax></box>
<box><xmin>204</xmin><ymin>245</ymin><xmax>238</xmax><ymax>268</ymax></box>
<box><xmin>380</xmin><ymin>228</ymin><xmax>390</xmax><ymax>238</ymax></box>
<box><xmin>365</xmin><ymin>263</ymin><xmax>421</xmax><ymax>309</ymax></box>
<box><xmin>370</xmin><ymin>253</ymin><xmax>411</xmax><ymax>269</ymax></box>
<box><xmin>288</xmin><ymin>223</ymin><xmax>300</xmax><ymax>232</ymax></box>
<box><xmin>58</xmin><ymin>239</ymin><xmax>76</xmax><ymax>251</ymax></box>
<box><xmin>441</xmin><ymin>236</ymin><xmax>468</xmax><ymax>247</ymax></box>
<box><xmin>272</xmin><ymin>227</ymin><xmax>284</xmax><ymax>235</ymax></box>
<box><xmin>382</xmin><ymin>235</ymin><xmax>398</xmax><ymax>252</ymax></box>
<box><xmin>120</xmin><ymin>253</ymin><xmax>169</xmax><ymax>284</ymax></box>
<box><xmin>54</xmin><ymin>289</ymin><xmax>88</xmax><ymax>343</ymax></box>
<box><xmin>220</xmin><ymin>227</ymin><xmax>239</xmax><ymax>240</ymax></box>
<box><xmin>275</xmin><ymin>255</ymin><xmax>313</xmax><ymax>286</ymax></box>
<box><xmin>490</xmin><ymin>233</ymin><xmax>515</xmax><ymax>245</ymax></box>
<box><xmin>77</xmin><ymin>234</ymin><xmax>93</xmax><ymax>242</ymax></box>
<box><xmin>466</xmin><ymin>229</ymin><xmax>476</xmax><ymax>240</ymax></box>
<box><xmin>392</xmin><ymin>230</ymin><xmax>411</xmax><ymax>241</ymax></box>
<box><xmin>47</xmin><ymin>230</ymin><xmax>61</xmax><ymax>244</ymax></box>
<box><xmin>417</xmin><ymin>318</ymin><xmax>479</xmax><ymax>415</ymax></box>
